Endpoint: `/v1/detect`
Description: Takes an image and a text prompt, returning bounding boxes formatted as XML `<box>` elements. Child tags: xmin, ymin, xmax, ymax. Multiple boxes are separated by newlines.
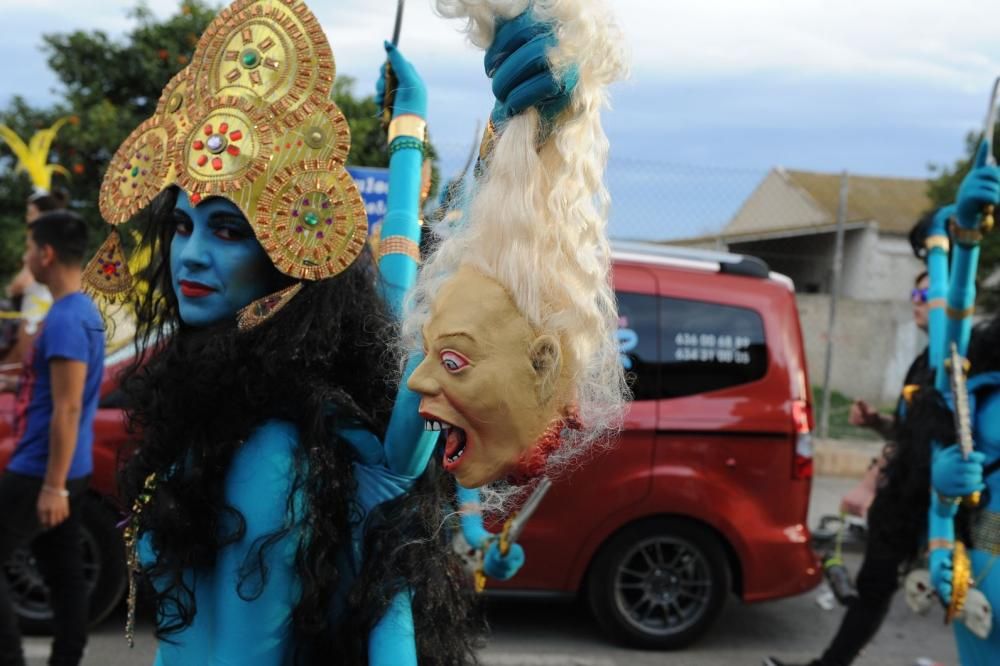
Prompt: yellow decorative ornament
<box><xmin>0</xmin><ymin>117</ymin><xmax>71</xmax><ymax>192</ymax></box>
<box><xmin>947</xmin><ymin>540</ymin><xmax>972</xmax><ymax>624</ymax></box>
<box><xmin>97</xmin><ymin>0</ymin><xmax>367</xmax><ymax>282</ymax></box>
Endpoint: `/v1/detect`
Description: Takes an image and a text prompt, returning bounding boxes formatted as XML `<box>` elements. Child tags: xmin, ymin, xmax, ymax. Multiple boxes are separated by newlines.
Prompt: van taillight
<box><xmin>792</xmin><ymin>399</ymin><xmax>813</xmax><ymax>480</ymax></box>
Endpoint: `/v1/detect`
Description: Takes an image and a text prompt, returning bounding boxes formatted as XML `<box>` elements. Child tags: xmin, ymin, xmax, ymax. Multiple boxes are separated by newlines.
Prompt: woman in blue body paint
<box><xmin>98</xmin><ymin>0</ymin><xmax>574</xmax><ymax>663</ymax></box>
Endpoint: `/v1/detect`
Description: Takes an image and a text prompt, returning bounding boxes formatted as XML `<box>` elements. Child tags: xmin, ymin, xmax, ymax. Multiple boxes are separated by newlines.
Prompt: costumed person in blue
<box><xmin>78</xmin><ymin>0</ymin><xmax>611</xmax><ymax>663</ymax></box>
<box><xmin>916</xmin><ymin>101</ymin><xmax>1000</xmax><ymax>664</ymax></box>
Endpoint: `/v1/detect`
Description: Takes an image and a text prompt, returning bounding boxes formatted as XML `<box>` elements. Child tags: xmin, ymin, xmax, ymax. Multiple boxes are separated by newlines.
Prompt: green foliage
<box><xmin>0</xmin><ymin>0</ymin><xmax>437</xmax><ymax>282</ymax></box>
<box><xmin>811</xmin><ymin>385</ymin><xmax>888</xmax><ymax>442</ymax></box>
<box><xmin>0</xmin><ymin>1</ymin><xmax>218</xmax><ymax>280</ymax></box>
<box><xmin>926</xmin><ymin>132</ymin><xmax>1000</xmax><ymax>312</ymax></box>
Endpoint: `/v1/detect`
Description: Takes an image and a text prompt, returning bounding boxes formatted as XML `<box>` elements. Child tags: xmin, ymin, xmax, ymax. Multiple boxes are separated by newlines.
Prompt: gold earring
<box><xmin>83</xmin><ymin>230</ymin><xmax>134</xmax><ymax>302</ymax></box>
<box><xmin>236</xmin><ymin>282</ymin><xmax>303</xmax><ymax>331</ymax></box>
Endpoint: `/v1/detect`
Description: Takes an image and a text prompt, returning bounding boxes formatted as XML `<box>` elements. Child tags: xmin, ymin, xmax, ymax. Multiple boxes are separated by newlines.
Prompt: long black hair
<box><xmin>870</xmin><ymin>314</ymin><xmax>1000</xmax><ymax>564</ymax></box>
<box><xmin>118</xmin><ymin>187</ymin><xmax>482</xmax><ymax>663</ymax></box>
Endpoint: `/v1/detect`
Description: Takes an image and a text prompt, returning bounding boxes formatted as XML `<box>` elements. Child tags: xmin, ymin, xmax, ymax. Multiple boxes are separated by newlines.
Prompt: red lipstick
<box><xmin>179</xmin><ymin>280</ymin><xmax>217</xmax><ymax>298</ymax></box>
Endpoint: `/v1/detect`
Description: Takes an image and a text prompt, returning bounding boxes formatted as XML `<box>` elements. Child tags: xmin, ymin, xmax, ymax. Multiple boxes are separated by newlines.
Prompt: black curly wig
<box><xmin>870</xmin><ymin>314</ymin><xmax>1000</xmax><ymax>565</ymax></box>
<box><xmin>117</xmin><ymin>187</ymin><xmax>483</xmax><ymax>663</ymax></box>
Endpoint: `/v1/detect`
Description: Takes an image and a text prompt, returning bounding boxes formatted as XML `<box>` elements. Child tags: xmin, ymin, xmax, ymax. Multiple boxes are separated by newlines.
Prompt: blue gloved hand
<box><xmin>483</xmin><ymin>541</ymin><xmax>525</xmax><ymax>581</ymax></box>
<box><xmin>376</xmin><ymin>41</ymin><xmax>428</xmax><ymax>120</ymax></box>
<box><xmin>955</xmin><ymin>139</ymin><xmax>1000</xmax><ymax>229</ymax></box>
<box><xmin>485</xmin><ymin>10</ymin><xmax>578</xmax><ymax>124</ymax></box>
<box><xmin>931</xmin><ymin>443</ymin><xmax>986</xmax><ymax>498</ymax></box>
<box><xmin>931</xmin><ymin>203</ymin><xmax>957</xmax><ymax>233</ymax></box>
<box><xmin>929</xmin><ymin>547</ymin><xmax>953</xmax><ymax>606</ymax></box>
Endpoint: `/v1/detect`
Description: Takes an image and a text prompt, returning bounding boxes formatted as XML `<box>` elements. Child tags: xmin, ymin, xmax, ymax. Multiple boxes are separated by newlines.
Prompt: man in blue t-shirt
<box><xmin>0</xmin><ymin>211</ymin><xmax>103</xmax><ymax>666</ymax></box>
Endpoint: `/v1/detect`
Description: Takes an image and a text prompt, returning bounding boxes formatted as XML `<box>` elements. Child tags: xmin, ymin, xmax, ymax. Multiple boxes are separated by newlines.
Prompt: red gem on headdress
<box><xmin>203</xmin><ymin>124</ymin><xmax>213</xmax><ymax>136</ymax></box>
<box><xmin>193</xmin><ymin>140</ymin><xmax>205</xmax><ymax>150</ymax></box>
<box><xmin>102</xmin><ymin>264</ymin><xmax>117</xmax><ymax>277</ymax></box>
<box><xmin>190</xmin><ymin>193</ymin><xmax>202</xmax><ymax>205</ymax></box>
<box><xmin>197</xmin><ymin>155</ymin><xmax>208</xmax><ymax>167</ymax></box>
<box><xmin>229</xmin><ymin>130</ymin><xmax>243</xmax><ymax>142</ymax></box>
<box><xmin>212</xmin><ymin>157</ymin><xmax>224</xmax><ymax>171</ymax></box>
<box><xmin>227</xmin><ymin>145</ymin><xmax>241</xmax><ymax>157</ymax></box>
<box><xmin>219</xmin><ymin>123</ymin><xmax>229</xmax><ymax>134</ymax></box>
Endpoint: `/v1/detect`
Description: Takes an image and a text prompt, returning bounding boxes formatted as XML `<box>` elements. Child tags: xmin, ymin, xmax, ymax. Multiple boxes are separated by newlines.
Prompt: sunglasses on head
<box><xmin>911</xmin><ymin>287</ymin><xmax>929</xmax><ymax>304</ymax></box>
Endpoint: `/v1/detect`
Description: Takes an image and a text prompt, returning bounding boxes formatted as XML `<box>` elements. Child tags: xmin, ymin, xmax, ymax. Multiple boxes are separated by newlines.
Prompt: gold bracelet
<box><xmin>387</xmin><ymin>114</ymin><xmax>427</xmax><ymax>143</ymax></box>
<box><xmin>928</xmin><ymin>538</ymin><xmax>954</xmax><ymax>551</ymax></box>
<box><xmin>924</xmin><ymin>236</ymin><xmax>950</xmax><ymax>252</ymax></box>
<box><xmin>378</xmin><ymin>235</ymin><xmax>421</xmax><ymax>263</ymax></box>
<box><xmin>936</xmin><ymin>491</ymin><xmax>962</xmax><ymax>506</ymax></box>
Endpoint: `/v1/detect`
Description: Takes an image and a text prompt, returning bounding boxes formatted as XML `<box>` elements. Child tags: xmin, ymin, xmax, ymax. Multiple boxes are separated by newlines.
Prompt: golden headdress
<box><xmin>91</xmin><ymin>0</ymin><xmax>367</xmax><ymax>302</ymax></box>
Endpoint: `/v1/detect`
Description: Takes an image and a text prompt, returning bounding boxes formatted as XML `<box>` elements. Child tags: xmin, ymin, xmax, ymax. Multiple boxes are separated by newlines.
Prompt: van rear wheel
<box><xmin>587</xmin><ymin>518</ymin><xmax>729</xmax><ymax>649</ymax></box>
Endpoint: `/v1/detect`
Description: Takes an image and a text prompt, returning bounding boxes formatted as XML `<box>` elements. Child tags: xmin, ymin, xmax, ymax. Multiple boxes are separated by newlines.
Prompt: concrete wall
<box><xmin>729</xmin><ymin>234</ymin><xmax>837</xmax><ymax>293</ymax></box>
<box><xmin>729</xmin><ymin>229</ymin><xmax>923</xmax><ymax>302</ymax></box>
<box><xmin>796</xmin><ymin>293</ymin><xmax>924</xmax><ymax>406</ymax></box>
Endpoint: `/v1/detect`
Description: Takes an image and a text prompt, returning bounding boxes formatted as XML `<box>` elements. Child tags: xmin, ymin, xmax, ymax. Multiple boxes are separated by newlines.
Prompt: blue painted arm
<box><xmin>928</xmin><ymin>488</ymin><xmax>958</xmax><ymax>605</ymax></box>
<box><xmin>928</xmin><ymin>439</ymin><xmax>965</xmax><ymax>605</ymax></box>
<box><xmin>376</xmin><ymin>42</ymin><xmax>427</xmax><ymax>318</ymax></box>
<box><xmin>456</xmin><ymin>484</ymin><xmax>526</xmax><ymax>580</ymax></box>
<box><xmin>372</xmin><ymin>45</ymin><xmax>440</xmax><ymax>478</ymax></box>
<box><xmin>457</xmin><ymin>484</ymin><xmax>491</xmax><ymax>548</ymax></box>
<box><xmin>925</xmin><ymin>204</ymin><xmax>953</xmax><ymax>378</ymax></box>
<box><xmin>941</xmin><ymin>140</ymin><xmax>1000</xmax><ymax>376</ymax></box>
<box><xmin>368</xmin><ymin>589</ymin><xmax>417</xmax><ymax>666</ymax></box>
<box><xmin>384</xmin><ymin>356</ymin><xmax>439</xmax><ymax>478</ymax></box>
<box><xmin>211</xmin><ymin>420</ymin><xmax>302</xmax><ymax>664</ymax></box>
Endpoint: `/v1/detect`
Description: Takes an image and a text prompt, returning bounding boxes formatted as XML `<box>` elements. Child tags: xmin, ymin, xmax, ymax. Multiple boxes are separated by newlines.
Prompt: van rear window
<box><xmin>660</xmin><ymin>298</ymin><xmax>768</xmax><ymax>398</ymax></box>
<box><xmin>616</xmin><ymin>292</ymin><xmax>660</xmax><ymax>401</ymax></box>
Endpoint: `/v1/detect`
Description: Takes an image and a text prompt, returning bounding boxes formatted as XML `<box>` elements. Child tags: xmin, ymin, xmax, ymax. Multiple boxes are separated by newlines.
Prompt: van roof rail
<box><xmin>611</xmin><ymin>240</ymin><xmax>771</xmax><ymax>279</ymax></box>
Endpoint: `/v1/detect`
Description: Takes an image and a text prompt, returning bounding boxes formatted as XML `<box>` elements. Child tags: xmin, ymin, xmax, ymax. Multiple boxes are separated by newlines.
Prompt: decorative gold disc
<box><xmin>99</xmin><ymin>118</ymin><xmax>173</xmax><ymax>225</ymax></box>
<box><xmin>191</xmin><ymin>0</ymin><xmax>335</xmax><ymax>119</ymax></box>
<box><xmin>174</xmin><ymin>95</ymin><xmax>273</xmax><ymax>196</ymax></box>
<box><xmin>253</xmin><ymin>160</ymin><xmax>367</xmax><ymax>280</ymax></box>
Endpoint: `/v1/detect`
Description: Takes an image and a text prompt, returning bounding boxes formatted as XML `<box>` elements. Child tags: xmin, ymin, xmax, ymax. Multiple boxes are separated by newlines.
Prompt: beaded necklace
<box><xmin>123</xmin><ymin>472</ymin><xmax>157</xmax><ymax>647</ymax></box>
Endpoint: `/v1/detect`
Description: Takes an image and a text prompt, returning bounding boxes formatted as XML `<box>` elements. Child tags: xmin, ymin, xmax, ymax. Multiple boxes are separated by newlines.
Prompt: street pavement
<box><xmin>20</xmin><ymin>476</ymin><xmax>959</xmax><ymax>665</ymax></box>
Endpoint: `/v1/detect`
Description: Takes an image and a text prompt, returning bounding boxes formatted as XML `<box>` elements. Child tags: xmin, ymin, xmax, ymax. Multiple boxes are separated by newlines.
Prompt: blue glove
<box><xmin>483</xmin><ymin>541</ymin><xmax>525</xmax><ymax>581</ymax></box>
<box><xmin>931</xmin><ymin>444</ymin><xmax>986</xmax><ymax>498</ymax></box>
<box><xmin>485</xmin><ymin>11</ymin><xmax>578</xmax><ymax>124</ymax></box>
<box><xmin>955</xmin><ymin>139</ymin><xmax>1000</xmax><ymax>229</ymax></box>
<box><xmin>376</xmin><ymin>41</ymin><xmax>428</xmax><ymax>120</ymax></box>
<box><xmin>932</xmin><ymin>204</ymin><xmax>957</xmax><ymax>232</ymax></box>
<box><xmin>929</xmin><ymin>547</ymin><xmax>953</xmax><ymax>606</ymax></box>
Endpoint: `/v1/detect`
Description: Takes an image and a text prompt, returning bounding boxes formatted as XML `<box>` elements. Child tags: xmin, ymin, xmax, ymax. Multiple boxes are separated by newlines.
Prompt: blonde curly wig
<box><xmin>402</xmin><ymin>0</ymin><xmax>630</xmax><ymax>512</ymax></box>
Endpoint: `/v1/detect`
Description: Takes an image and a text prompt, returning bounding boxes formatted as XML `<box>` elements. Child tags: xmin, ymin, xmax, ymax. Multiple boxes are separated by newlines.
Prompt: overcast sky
<box><xmin>1</xmin><ymin>0</ymin><xmax>999</xmax><ymax>238</ymax></box>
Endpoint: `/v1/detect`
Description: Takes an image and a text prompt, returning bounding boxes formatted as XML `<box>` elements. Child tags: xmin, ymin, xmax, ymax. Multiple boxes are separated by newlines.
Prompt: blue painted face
<box><xmin>170</xmin><ymin>191</ymin><xmax>282</xmax><ymax>327</ymax></box>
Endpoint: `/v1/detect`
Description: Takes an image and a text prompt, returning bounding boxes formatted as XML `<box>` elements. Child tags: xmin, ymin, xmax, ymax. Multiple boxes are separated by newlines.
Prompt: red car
<box><xmin>488</xmin><ymin>241</ymin><xmax>821</xmax><ymax>649</ymax></box>
<box><xmin>0</xmin><ymin>241</ymin><xmax>820</xmax><ymax>646</ymax></box>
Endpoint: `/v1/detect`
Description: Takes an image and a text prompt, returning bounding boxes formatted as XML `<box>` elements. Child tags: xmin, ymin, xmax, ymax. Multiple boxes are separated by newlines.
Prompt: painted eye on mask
<box><xmin>440</xmin><ymin>350</ymin><xmax>470</xmax><ymax>373</ymax></box>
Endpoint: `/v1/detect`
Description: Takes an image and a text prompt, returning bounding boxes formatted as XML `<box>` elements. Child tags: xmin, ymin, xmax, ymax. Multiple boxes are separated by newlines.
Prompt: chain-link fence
<box><xmin>431</xmin><ymin>142</ymin><xmax>769</xmax><ymax>242</ymax></box>
<box><xmin>431</xmin><ymin>142</ymin><xmax>930</xmax><ymax>438</ymax></box>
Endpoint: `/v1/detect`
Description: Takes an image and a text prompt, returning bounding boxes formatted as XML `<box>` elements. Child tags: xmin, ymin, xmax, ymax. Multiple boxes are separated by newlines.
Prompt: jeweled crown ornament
<box><xmin>97</xmin><ymin>0</ymin><xmax>367</xmax><ymax>281</ymax></box>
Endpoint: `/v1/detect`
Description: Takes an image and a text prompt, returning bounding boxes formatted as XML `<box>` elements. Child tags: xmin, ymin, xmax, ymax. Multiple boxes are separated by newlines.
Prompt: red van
<box><xmin>488</xmin><ymin>241</ymin><xmax>821</xmax><ymax>649</ymax></box>
<box><xmin>0</xmin><ymin>241</ymin><xmax>821</xmax><ymax>646</ymax></box>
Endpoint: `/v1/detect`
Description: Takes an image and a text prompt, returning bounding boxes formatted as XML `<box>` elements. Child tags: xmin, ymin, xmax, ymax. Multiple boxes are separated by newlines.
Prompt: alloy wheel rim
<box><xmin>612</xmin><ymin>535</ymin><xmax>713</xmax><ymax>636</ymax></box>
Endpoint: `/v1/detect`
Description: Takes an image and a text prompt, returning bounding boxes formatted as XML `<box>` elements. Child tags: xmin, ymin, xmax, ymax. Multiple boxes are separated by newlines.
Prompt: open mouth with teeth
<box><xmin>424</xmin><ymin>417</ymin><xmax>470</xmax><ymax>470</ymax></box>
